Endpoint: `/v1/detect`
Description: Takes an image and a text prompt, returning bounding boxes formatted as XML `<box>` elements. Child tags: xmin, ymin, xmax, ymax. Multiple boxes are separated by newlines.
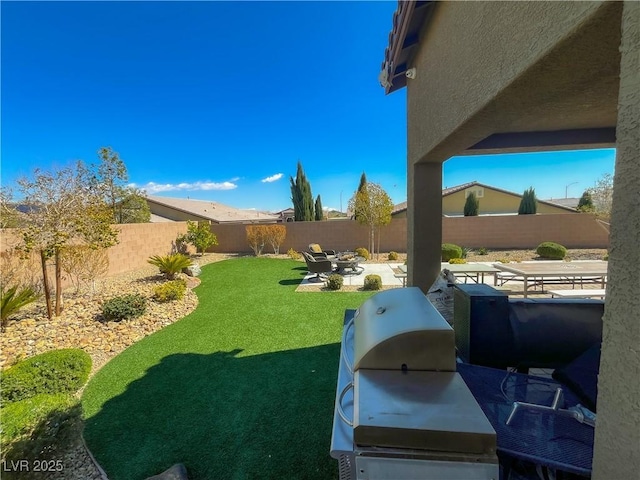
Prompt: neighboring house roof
<box><xmin>392</xmin><ymin>181</ymin><xmax>578</xmax><ymax>215</ymax></box>
<box><xmin>146</xmin><ymin>195</ymin><xmax>280</xmax><ymax>224</ymax></box>
<box><xmin>379</xmin><ymin>1</ymin><xmax>437</xmax><ymax>94</ymax></box>
<box><xmin>543</xmin><ymin>197</ymin><xmax>581</xmax><ymax>209</ymax></box>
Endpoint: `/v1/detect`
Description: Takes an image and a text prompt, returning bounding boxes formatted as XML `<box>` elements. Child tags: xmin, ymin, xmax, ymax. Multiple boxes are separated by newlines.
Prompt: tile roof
<box><xmin>146</xmin><ymin>195</ymin><xmax>280</xmax><ymax>224</ymax></box>
<box><xmin>380</xmin><ymin>1</ymin><xmax>437</xmax><ymax>94</ymax></box>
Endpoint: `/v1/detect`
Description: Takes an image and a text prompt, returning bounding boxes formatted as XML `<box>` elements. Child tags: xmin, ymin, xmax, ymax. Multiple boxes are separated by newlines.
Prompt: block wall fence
<box><xmin>0</xmin><ymin>213</ymin><xmax>608</xmax><ymax>281</ymax></box>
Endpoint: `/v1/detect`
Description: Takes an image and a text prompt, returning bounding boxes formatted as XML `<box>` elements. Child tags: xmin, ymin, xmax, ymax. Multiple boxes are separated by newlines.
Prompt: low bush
<box><xmin>460</xmin><ymin>246</ymin><xmax>472</xmax><ymax>259</ymax></box>
<box><xmin>326</xmin><ymin>274</ymin><xmax>343</xmax><ymax>291</ymax></box>
<box><xmin>1</xmin><ymin>285</ymin><xmax>40</xmax><ymax>330</ymax></box>
<box><xmin>441</xmin><ymin>243</ymin><xmax>462</xmax><ymax>261</ymax></box>
<box><xmin>449</xmin><ymin>258</ymin><xmax>467</xmax><ymax>264</ymax></box>
<box><xmin>388</xmin><ymin>251</ymin><xmax>399</xmax><ymax>261</ymax></box>
<box><xmin>0</xmin><ymin>349</ymin><xmax>92</xmax><ymax>404</ymax></box>
<box><xmin>1</xmin><ymin>394</ymin><xmax>81</xmax><ymax>469</ymax></box>
<box><xmin>153</xmin><ymin>279</ymin><xmax>187</xmax><ymax>302</ymax></box>
<box><xmin>102</xmin><ymin>294</ymin><xmax>146</xmax><ymax>322</ymax></box>
<box><xmin>363</xmin><ymin>274</ymin><xmax>382</xmax><ymax>291</ymax></box>
<box><xmin>287</xmin><ymin>248</ymin><xmax>301</xmax><ymax>260</ymax></box>
<box><xmin>496</xmin><ymin>258</ymin><xmax>511</xmax><ymax>264</ymax></box>
<box><xmin>478</xmin><ymin>247</ymin><xmax>488</xmax><ymax>256</ymax></box>
<box><xmin>603</xmin><ymin>253</ymin><xmax>609</xmax><ymax>261</ymax></box>
<box><xmin>354</xmin><ymin>247</ymin><xmax>370</xmax><ymax>260</ymax></box>
<box><xmin>1</xmin><ymin>393</ymin><xmax>76</xmax><ymax>444</ymax></box>
<box><xmin>536</xmin><ymin>242</ymin><xmax>567</xmax><ymax>260</ymax></box>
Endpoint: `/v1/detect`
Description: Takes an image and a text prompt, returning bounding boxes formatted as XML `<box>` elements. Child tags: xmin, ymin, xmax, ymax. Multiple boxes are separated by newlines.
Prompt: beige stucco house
<box><xmin>380</xmin><ymin>1</ymin><xmax>638</xmax><ymax>477</ymax></box>
<box><xmin>392</xmin><ymin>181</ymin><xmax>576</xmax><ymax>217</ymax></box>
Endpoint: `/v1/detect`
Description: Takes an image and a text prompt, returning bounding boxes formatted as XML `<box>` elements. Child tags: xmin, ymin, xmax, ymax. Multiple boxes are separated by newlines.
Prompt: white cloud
<box><xmin>133</xmin><ymin>181</ymin><xmax>238</xmax><ymax>193</ymax></box>
<box><xmin>261</xmin><ymin>173</ymin><xmax>283</xmax><ymax>183</ymax></box>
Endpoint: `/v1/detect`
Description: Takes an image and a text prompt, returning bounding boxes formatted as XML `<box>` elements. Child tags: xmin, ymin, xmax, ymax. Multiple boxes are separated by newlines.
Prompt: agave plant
<box><xmin>147</xmin><ymin>253</ymin><xmax>192</xmax><ymax>280</ymax></box>
<box><xmin>1</xmin><ymin>285</ymin><xmax>40</xmax><ymax>329</ymax></box>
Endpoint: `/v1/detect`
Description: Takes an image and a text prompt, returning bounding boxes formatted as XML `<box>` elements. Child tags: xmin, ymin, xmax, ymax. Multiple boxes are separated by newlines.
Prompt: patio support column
<box><xmin>408</xmin><ymin>162</ymin><xmax>442</xmax><ymax>292</ymax></box>
<box><xmin>592</xmin><ymin>2</ymin><xmax>640</xmax><ymax>477</ymax></box>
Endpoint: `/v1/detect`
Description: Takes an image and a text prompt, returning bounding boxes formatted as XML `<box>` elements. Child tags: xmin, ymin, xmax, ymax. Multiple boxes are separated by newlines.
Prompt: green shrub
<box><xmin>449</xmin><ymin>258</ymin><xmax>467</xmax><ymax>264</ymax></box>
<box><xmin>441</xmin><ymin>243</ymin><xmax>462</xmax><ymax>261</ymax></box>
<box><xmin>287</xmin><ymin>248</ymin><xmax>301</xmax><ymax>260</ymax></box>
<box><xmin>102</xmin><ymin>294</ymin><xmax>146</xmax><ymax>322</ymax></box>
<box><xmin>147</xmin><ymin>253</ymin><xmax>192</xmax><ymax>280</ymax></box>
<box><xmin>1</xmin><ymin>394</ymin><xmax>81</xmax><ymax>467</ymax></box>
<box><xmin>363</xmin><ymin>274</ymin><xmax>382</xmax><ymax>291</ymax></box>
<box><xmin>388</xmin><ymin>251</ymin><xmax>399</xmax><ymax>261</ymax></box>
<box><xmin>603</xmin><ymin>253</ymin><xmax>609</xmax><ymax>261</ymax></box>
<box><xmin>460</xmin><ymin>246</ymin><xmax>472</xmax><ymax>259</ymax></box>
<box><xmin>153</xmin><ymin>279</ymin><xmax>187</xmax><ymax>302</ymax></box>
<box><xmin>1</xmin><ymin>393</ymin><xmax>76</xmax><ymax>444</ymax></box>
<box><xmin>478</xmin><ymin>247</ymin><xmax>488</xmax><ymax>255</ymax></box>
<box><xmin>354</xmin><ymin>247</ymin><xmax>370</xmax><ymax>260</ymax></box>
<box><xmin>0</xmin><ymin>349</ymin><xmax>91</xmax><ymax>404</ymax></box>
<box><xmin>326</xmin><ymin>274</ymin><xmax>343</xmax><ymax>291</ymax></box>
<box><xmin>536</xmin><ymin>242</ymin><xmax>567</xmax><ymax>260</ymax></box>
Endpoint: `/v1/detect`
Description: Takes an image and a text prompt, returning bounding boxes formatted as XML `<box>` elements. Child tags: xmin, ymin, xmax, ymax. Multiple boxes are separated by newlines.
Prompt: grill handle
<box><xmin>341</xmin><ymin>319</ymin><xmax>355</xmax><ymax>374</ymax></box>
<box><xmin>337</xmin><ymin>382</ymin><xmax>354</xmax><ymax>427</ymax></box>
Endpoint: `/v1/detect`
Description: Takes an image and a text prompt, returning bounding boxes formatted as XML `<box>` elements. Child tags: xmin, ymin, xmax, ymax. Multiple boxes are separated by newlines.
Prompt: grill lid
<box><xmin>353</xmin><ymin>287</ymin><xmax>455</xmax><ymax>372</ymax></box>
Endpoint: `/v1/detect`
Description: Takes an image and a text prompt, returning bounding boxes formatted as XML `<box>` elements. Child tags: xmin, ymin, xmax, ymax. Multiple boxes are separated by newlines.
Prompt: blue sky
<box><xmin>1</xmin><ymin>2</ymin><xmax>615</xmax><ymax>212</ymax></box>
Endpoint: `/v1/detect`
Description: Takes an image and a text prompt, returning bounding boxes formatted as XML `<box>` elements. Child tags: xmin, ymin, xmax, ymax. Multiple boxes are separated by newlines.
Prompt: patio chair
<box><xmin>302</xmin><ymin>251</ymin><xmax>334</xmax><ymax>282</ymax></box>
<box><xmin>308</xmin><ymin>243</ymin><xmax>337</xmax><ymax>260</ymax></box>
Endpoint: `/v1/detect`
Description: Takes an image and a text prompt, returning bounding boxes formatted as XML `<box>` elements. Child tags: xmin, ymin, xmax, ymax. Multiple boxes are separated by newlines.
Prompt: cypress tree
<box><xmin>355</xmin><ymin>172</ymin><xmax>368</xmax><ymax>221</ymax></box>
<box><xmin>289</xmin><ymin>161</ymin><xmax>315</xmax><ymax>221</ymax></box>
<box><xmin>315</xmin><ymin>195</ymin><xmax>323</xmax><ymax>220</ymax></box>
<box><xmin>518</xmin><ymin>187</ymin><xmax>538</xmax><ymax>214</ymax></box>
<box><xmin>464</xmin><ymin>192</ymin><xmax>479</xmax><ymax>216</ymax></box>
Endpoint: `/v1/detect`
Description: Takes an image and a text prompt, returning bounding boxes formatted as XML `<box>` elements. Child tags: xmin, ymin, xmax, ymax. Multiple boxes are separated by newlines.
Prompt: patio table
<box><xmin>440</xmin><ymin>262</ymin><xmax>500</xmax><ymax>283</ymax></box>
<box><xmin>492</xmin><ymin>261</ymin><xmax>608</xmax><ymax>298</ymax></box>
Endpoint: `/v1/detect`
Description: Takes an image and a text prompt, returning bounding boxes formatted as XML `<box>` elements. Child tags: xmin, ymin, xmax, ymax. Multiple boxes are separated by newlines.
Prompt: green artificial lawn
<box><xmin>82</xmin><ymin>257</ymin><xmax>373</xmax><ymax>480</ymax></box>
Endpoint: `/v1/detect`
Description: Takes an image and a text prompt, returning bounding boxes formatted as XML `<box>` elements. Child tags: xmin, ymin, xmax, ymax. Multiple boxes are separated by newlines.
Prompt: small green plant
<box><xmin>460</xmin><ymin>246</ymin><xmax>472</xmax><ymax>259</ymax></box>
<box><xmin>326</xmin><ymin>274</ymin><xmax>343</xmax><ymax>291</ymax></box>
<box><xmin>449</xmin><ymin>258</ymin><xmax>467</xmax><ymax>264</ymax></box>
<box><xmin>536</xmin><ymin>242</ymin><xmax>567</xmax><ymax>260</ymax></box>
<box><xmin>182</xmin><ymin>221</ymin><xmax>218</xmax><ymax>256</ymax></box>
<box><xmin>1</xmin><ymin>285</ymin><xmax>40</xmax><ymax>330</ymax></box>
<box><xmin>0</xmin><ymin>349</ymin><xmax>92</xmax><ymax>404</ymax></box>
<box><xmin>153</xmin><ymin>279</ymin><xmax>187</xmax><ymax>302</ymax></box>
<box><xmin>363</xmin><ymin>274</ymin><xmax>382</xmax><ymax>291</ymax></box>
<box><xmin>496</xmin><ymin>258</ymin><xmax>511</xmax><ymax>264</ymax></box>
<box><xmin>355</xmin><ymin>247</ymin><xmax>370</xmax><ymax>260</ymax></box>
<box><xmin>148</xmin><ymin>253</ymin><xmax>192</xmax><ymax>280</ymax></box>
<box><xmin>388</xmin><ymin>251</ymin><xmax>399</xmax><ymax>261</ymax></box>
<box><xmin>441</xmin><ymin>243</ymin><xmax>462</xmax><ymax>261</ymax></box>
<box><xmin>603</xmin><ymin>253</ymin><xmax>609</xmax><ymax>261</ymax></box>
<box><xmin>102</xmin><ymin>294</ymin><xmax>146</xmax><ymax>322</ymax></box>
<box><xmin>287</xmin><ymin>248</ymin><xmax>302</xmax><ymax>260</ymax></box>
<box><xmin>478</xmin><ymin>247</ymin><xmax>488</xmax><ymax>255</ymax></box>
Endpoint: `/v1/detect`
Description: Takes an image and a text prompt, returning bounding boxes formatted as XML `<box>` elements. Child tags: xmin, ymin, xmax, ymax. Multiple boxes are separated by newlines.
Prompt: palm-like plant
<box><xmin>147</xmin><ymin>253</ymin><xmax>192</xmax><ymax>280</ymax></box>
<box><xmin>1</xmin><ymin>285</ymin><xmax>40</xmax><ymax>329</ymax></box>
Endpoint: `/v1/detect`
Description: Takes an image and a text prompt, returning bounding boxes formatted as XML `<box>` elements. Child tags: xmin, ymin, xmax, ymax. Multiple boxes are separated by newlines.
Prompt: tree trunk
<box><xmin>377</xmin><ymin>226</ymin><xmax>381</xmax><ymax>261</ymax></box>
<box><xmin>55</xmin><ymin>248</ymin><xmax>62</xmax><ymax>316</ymax></box>
<box><xmin>40</xmin><ymin>250</ymin><xmax>53</xmax><ymax>319</ymax></box>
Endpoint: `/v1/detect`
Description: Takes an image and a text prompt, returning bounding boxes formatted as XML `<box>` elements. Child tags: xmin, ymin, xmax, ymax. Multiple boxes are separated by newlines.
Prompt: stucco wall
<box><xmin>592</xmin><ymin>1</ymin><xmax>640</xmax><ymax>476</ymax></box>
<box><xmin>408</xmin><ymin>1</ymin><xmax>612</xmax><ymax>164</ymax></box>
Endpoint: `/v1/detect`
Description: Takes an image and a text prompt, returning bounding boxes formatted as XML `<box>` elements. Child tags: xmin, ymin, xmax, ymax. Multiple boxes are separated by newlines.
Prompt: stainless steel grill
<box><xmin>330</xmin><ymin>287</ymin><xmax>498</xmax><ymax>480</ymax></box>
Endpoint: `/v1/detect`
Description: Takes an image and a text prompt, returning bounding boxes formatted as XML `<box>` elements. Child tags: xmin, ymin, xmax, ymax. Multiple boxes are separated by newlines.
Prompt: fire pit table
<box><xmin>334</xmin><ymin>253</ymin><xmax>365</xmax><ymax>275</ymax></box>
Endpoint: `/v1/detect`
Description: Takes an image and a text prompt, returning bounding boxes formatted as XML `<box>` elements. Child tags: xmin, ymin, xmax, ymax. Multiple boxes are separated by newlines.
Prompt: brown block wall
<box><xmin>106</xmin><ymin>222</ymin><xmax>191</xmax><ymax>276</ymax></box>
<box><xmin>442</xmin><ymin>214</ymin><xmax>609</xmax><ymax>248</ymax></box>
